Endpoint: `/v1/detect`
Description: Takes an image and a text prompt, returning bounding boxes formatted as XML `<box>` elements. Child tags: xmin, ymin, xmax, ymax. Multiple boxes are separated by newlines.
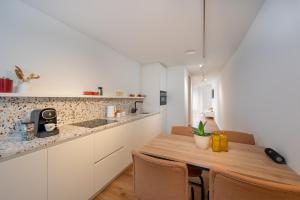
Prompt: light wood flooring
<box><xmin>94</xmin><ymin>165</ymin><xmax>203</xmax><ymax>200</ymax></box>
<box><xmin>94</xmin><ymin>165</ymin><xmax>137</xmax><ymax>200</ymax></box>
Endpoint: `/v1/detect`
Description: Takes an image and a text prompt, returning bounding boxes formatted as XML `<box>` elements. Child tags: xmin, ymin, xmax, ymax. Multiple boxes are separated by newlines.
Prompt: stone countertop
<box><xmin>0</xmin><ymin>112</ymin><xmax>159</xmax><ymax>162</ymax></box>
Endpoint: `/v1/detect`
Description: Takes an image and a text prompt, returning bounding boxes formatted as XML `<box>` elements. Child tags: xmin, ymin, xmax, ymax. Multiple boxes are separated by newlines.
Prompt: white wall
<box><xmin>0</xmin><ymin>0</ymin><xmax>140</xmax><ymax>96</ymax></box>
<box><xmin>166</xmin><ymin>66</ymin><xmax>189</xmax><ymax>133</ymax></box>
<box><xmin>216</xmin><ymin>0</ymin><xmax>300</xmax><ymax>173</ymax></box>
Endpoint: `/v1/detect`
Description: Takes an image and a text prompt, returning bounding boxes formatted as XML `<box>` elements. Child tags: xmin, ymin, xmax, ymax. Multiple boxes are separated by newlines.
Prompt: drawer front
<box><xmin>94</xmin><ymin>126</ymin><xmax>125</xmax><ymax>163</ymax></box>
<box><xmin>94</xmin><ymin>147</ymin><xmax>127</xmax><ymax>193</ymax></box>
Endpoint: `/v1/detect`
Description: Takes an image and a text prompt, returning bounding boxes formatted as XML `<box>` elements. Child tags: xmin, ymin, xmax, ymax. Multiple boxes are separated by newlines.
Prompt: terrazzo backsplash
<box><xmin>0</xmin><ymin>97</ymin><xmax>143</xmax><ymax>136</ymax></box>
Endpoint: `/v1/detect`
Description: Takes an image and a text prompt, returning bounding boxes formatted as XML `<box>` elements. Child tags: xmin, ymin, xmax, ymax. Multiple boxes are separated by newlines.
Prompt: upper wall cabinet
<box><xmin>141</xmin><ymin>63</ymin><xmax>167</xmax><ymax>112</ymax></box>
<box><xmin>0</xmin><ymin>149</ymin><xmax>47</xmax><ymax>200</ymax></box>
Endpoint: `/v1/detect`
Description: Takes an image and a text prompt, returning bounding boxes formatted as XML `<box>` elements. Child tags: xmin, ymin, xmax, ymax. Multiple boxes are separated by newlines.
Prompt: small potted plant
<box><xmin>15</xmin><ymin>65</ymin><xmax>40</xmax><ymax>93</ymax></box>
<box><xmin>193</xmin><ymin>121</ymin><xmax>211</xmax><ymax>149</ymax></box>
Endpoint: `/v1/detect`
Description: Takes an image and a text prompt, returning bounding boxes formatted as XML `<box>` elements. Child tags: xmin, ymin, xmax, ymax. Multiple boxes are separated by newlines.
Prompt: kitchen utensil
<box><xmin>83</xmin><ymin>91</ymin><xmax>99</xmax><ymax>95</ymax></box>
<box><xmin>0</xmin><ymin>78</ymin><xmax>13</xmax><ymax>93</ymax></box>
<box><xmin>116</xmin><ymin>90</ymin><xmax>124</xmax><ymax>96</ymax></box>
<box><xmin>20</xmin><ymin>122</ymin><xmax>35</xmax><ymax>141</ymax></box>
<box><xmin>44</xmin><ymin>123</ymin><xmax>56</xmax><ymax>132</ymax></box>
<box><xmin>106</xmin><ymin>106</ymin><xmax>116</xmax><ymax>118</ymax></box>
<box><xmin>98</xmin><ymin>87</ymin><xmax>103</xmax><ymax>96</ymax></box>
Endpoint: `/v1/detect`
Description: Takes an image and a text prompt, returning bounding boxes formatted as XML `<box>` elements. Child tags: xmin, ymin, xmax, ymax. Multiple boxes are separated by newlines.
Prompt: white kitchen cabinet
<box><xmin>144</xmin><ymin>113</ymin><xmax>162</xmax><ymax>142</ymax></box>
<box><xmin>94</xmin><ymin>147</ymin><xmax>128</xmax><ymax>193</ymax></box>
<box><xmin>0</xmin><ymin>149</ymin><xmax>47</xmax><ymax>200</ymax></box>
<box><xmin>93</xmin><ymin>124</ymin><xmax>130</xmax><ymax>193</ymax></box>
<box><xmin>160</xmin><ymin>65</ymin><xmax>167</xmax><ymax>91</ymax></box>
<box><xmin>160</xmin><ymin>105</ymin><xmax>167</xmax><ymax>133</ymax></box>
<box><xmin>141</xmin><ymin>63</ymin><xmax>167</xmax><ymax>134</ymax></box>
<box><xmin>93</xmin><ymin>114</ymin><xmax>161</xmax><ymax>194</ymax></box>
<box><xmin>129</xmin><ymin>114</ymin><xmax>162</xmax><ymax>150</ymax></box>
<box><xmin>48</xmin><ymin>135</ymin><xmax>93</xmax><ymax>200</ymax></box>
<box><xmin>0</xmin><ymin>114</ymin><xmax>162</xmax><ymax>200</ymax></box>
<box><xmin>94</xmin><ymin>125</ymin><xmax>125</xmax><ymax>163</ymax></box>
<box><xmin>141</xmin><ymin>63</ymin><xmax>167</xmax><ymax>113</ymax></box>
<box><xmin>122</xmin><ymin>121</ymin><xmax>137</xmax><ymax>163</ymax></box>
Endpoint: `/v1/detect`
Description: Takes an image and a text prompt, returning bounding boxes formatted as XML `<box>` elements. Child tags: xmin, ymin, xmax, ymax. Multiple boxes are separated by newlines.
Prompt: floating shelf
<box><xmin>0</xmin><ymin>93</ymin><xmax>145</xmax><ymax>99</ymax></box>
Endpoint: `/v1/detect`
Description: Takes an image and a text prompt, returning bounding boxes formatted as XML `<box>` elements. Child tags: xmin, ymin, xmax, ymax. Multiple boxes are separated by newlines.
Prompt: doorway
<box><xmin>192</xmin><ymin>84</ymin><xmax>213</xmax><ymax>126</ymax></box>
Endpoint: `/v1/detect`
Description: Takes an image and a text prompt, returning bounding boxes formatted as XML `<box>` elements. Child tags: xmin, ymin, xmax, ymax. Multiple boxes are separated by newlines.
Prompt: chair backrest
<box><xmin>209</xmin><ymin>168</ymin><xmax>300</xmax><ymax>200</ymax></box>
<box><xmin>215</xmin><ymin>130</ymin><xmax>255</xmax><ymax>145</ymax></box>
<box><xmin>132</xmin><ymin>151</ymin><xmax>189</xmax><ymax>200</ymax></box>
<box><xmin>171</xmin><ymin>126</ymin><xmax>193</xmax><ymax>137</ymax></box>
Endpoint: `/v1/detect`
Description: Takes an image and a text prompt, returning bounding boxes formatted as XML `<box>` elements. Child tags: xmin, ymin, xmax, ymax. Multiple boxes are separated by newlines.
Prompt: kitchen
<box><xmin>1</xmin><ymin>0</ymin><xmax>300</xmax><ymax>200</ymax></box>
<box><xmin>0</xmin><ymin>1</ymin><xmax>168</xmax><ymax>199</ymax></box>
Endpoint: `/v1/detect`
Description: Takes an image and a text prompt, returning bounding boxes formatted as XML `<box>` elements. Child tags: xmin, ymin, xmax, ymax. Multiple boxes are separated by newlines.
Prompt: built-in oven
<box><xmin>160</xmin><ymin>91</ymin><xmax>167</xmax><ymax>105</ymax></box>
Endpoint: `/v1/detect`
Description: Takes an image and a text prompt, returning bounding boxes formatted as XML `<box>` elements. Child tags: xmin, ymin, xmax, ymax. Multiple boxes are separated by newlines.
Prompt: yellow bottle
<box><xmin>212</xmin><ymin>133</ymin><xmax>221</xmax><ymax>152</ymax></box>
<box><xmin>220</xmin><ymin>133</ymin><xmax>229</xmax><ymax>152</ymax></box>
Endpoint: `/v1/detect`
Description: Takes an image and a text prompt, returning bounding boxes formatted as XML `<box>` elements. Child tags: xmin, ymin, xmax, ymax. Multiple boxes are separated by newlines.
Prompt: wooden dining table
<box><xmin>137</xmin><ymin>134</ymin><xmax>300</xmax><ymax>186</ymax></box>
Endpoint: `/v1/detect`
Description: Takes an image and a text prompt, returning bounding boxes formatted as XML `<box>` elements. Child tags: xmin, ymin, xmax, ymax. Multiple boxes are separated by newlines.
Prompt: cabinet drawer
<box><xmin>94</xmin><ymin>147</ymin><xmax>127</xmax><ymax>193</ymax></box>
<box><xmin>94</xmin><ymin>126</ymin><xmax>125</xmax><ymax>163</ymax></box>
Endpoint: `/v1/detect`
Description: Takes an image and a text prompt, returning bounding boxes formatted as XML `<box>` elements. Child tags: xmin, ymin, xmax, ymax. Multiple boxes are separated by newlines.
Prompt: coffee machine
<box><xmin>30</xmin><ymin>108</ymin><xmax>59</xmax><ymax>138</ymax></box>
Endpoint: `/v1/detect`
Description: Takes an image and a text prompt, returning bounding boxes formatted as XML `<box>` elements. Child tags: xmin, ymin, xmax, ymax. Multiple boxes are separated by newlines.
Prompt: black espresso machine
<box><xmin>30</xmin><ymin>108</ymin><xmax>59</xmax><ymax>138</ymax></box>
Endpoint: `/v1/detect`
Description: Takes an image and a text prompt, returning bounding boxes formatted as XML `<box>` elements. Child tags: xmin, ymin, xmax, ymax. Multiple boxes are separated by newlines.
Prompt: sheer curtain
<box><xmin>192</xmin><ymin>84</ymin><xmax>212</xmax><ymax>125</ymax></box>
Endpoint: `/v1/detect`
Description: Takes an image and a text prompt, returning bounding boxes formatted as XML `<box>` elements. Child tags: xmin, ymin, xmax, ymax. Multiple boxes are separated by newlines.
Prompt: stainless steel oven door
<box><xmin>160</xmin><ymin>91</ymin><xmax>167</xmax><ymax>105</ymax></box>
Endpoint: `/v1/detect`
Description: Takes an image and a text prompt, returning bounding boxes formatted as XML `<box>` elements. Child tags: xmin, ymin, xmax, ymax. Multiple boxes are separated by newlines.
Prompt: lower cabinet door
<box><xmin>48</xmin><ymin>135</ymin><xmax>93</xmax><ymax>200</ymax></box>
<box><xmin>94</xmin><ymin>147</ymin><xmax>127</xmax><ymax>194</ymax></box>
<box><xmin>0</xmin><ymin>149</ymin><xmax>47</xmax><ymax>200</ymax></box>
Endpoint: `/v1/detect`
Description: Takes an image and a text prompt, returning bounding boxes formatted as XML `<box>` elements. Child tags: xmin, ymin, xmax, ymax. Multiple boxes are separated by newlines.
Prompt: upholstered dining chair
<box><xmin>209</xmin><ymin>167</ymin><xmax>300</xmax><ymax>200</ymax></box>
<box><xmin>171</xmin><ymin>126</ymin><xmax>205</xmax><ymax>200</ymax></box>
<box><xmin>171</xmin><ymin>126</ymin><xmax>194</xmax><ymax>137</ymax></box>
<box><xmin>214</xmin><ymin>130</ymin><xmax>255</xmax><ymax>145</ymax></box>
<box><xmin>132</xmin><ymin>151</ymin><xmax>189</xmax><ymax>200</ymax></box>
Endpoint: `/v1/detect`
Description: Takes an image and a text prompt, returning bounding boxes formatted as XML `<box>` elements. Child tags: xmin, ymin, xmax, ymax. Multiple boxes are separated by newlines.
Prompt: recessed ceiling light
<box><xmin>199</xmin><ymin>64</ymin><xmax>203</xmax><ymax>68</ymax></box>
<box><xmin>185</xmin><ymin>50</ymin><xmax>196</xmax><ymax>55</ymax></box>
<box><xmin>204</xmin><ymin>78</ymin><xmax>207</xmax><ymax>81</ymax></box>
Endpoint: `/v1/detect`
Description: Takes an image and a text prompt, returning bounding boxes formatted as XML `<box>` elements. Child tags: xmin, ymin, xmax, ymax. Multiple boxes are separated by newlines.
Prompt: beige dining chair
<box><xmin>132</xmin><ymin>151</ymin><xmax>189</xmax><ymax>200</ymax></box>
<box><xmin>209</xmin><ymin>167</ymin><xmax>300</xmax><ymax>200</ymax></box>
<box><xmin>214</xmin><ymin>130</ymin><xmax>255</xmax><ymax>145</ymax></box>
<box><xmin>171</xmin><ymin>126</ymin><xmax>205</xmax><ymax>200</ymax></box>
<box><xmin>171</xmin><ymin>126</ymin><xmax>194</xmax><ymax>137</ymax></box>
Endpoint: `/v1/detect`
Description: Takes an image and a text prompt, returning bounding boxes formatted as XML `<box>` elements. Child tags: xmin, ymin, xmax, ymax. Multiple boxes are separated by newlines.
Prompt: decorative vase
<box><xmin>16</xmin><ymin>82</ymin><xmax>31</xmax><ymax>93</ymax></box>
<box><xmin>194</xmin><ymin>134</ymin><xmax>211</xmax><ymax>149</ymax></box>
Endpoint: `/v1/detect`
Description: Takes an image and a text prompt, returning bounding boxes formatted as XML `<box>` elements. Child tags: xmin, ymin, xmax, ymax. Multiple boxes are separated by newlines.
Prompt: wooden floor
<box><xmin>94</xmin><ymin>165</ymin><xmax>137</xmax><ymax>200</ymax></box>
<box><xmin>94</xmin><ymin>117</ymin><xmax>218</xmax><ymax>200</ymax></box>
<box><xmin>94</xmin><ymin>165</ymin><xmax>203</xmax><ymax>200</ymax></box>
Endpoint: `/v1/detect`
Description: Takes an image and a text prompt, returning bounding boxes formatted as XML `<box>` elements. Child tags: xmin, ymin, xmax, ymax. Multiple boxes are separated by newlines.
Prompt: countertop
<box><xmin>0</xmin><ymin>112</ymin><xmax>159</xmax><ymax>163</ymax></box>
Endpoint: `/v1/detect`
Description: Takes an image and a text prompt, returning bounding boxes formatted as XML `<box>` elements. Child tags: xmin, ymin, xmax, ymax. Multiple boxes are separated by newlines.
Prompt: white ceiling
<box><xmin>21</xmin><ymin>0</ymin><xmax>265</xmax><ymax>74</ymax></box>
<box><xmin>197</xmin><ymin>0</ymin><xmax>265</xmax><ymax>75</ymax></box>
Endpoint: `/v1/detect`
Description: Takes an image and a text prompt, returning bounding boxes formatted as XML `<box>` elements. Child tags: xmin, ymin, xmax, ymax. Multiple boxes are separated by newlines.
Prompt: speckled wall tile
<box><xmin>0</xmin><ymin>97</ymin><xmax>142</xmax><ymax>136</ymax></box>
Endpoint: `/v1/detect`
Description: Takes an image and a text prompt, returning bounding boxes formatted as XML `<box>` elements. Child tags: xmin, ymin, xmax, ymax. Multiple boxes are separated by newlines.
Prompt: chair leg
<box><xmin>191</xmin><ymin>185</ymin><xmax>195</xmax><ymax>200</ymax></box>
<box><xmin>199</xmin><ymin>176</ymin><xmax>205</xmax><ymax>200</ymax></box>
